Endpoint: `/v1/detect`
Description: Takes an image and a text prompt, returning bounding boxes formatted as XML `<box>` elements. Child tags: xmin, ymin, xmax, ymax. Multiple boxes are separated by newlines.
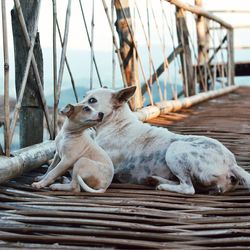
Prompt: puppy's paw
<box><xmin>32</xmin><ymin>181</ymin><xmax>46</xmax><ymax>189</ymax></box>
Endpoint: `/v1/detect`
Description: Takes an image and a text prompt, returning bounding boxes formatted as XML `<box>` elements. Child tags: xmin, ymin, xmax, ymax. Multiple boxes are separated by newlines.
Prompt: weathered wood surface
<box><xmin>11</xmin><ymin>0</ymin><xmax>44</xmax><ymax>148</ymax></box>
<box><xmin>0</xmin><ymin>140</ymin><xmax>55</xmax><ymax>184</ymax></box>
<box><xmin>114</xmin><ymin>0</ymin><xmax>143</xmax><ymax>109</ymax></box>
<box><xmin>176</xmin><ymin>7</ymin><xmax>195</xmax><ymax>96</ymax></box>
<box><xmin>1</xmin><ymin>87</ymin><xmax>250</xmax><ymax>249</ymax></box>
<box><xmin>136</xmin><ymin>85</ymin><xmax>238</xmax><ymax>121</ymax></box>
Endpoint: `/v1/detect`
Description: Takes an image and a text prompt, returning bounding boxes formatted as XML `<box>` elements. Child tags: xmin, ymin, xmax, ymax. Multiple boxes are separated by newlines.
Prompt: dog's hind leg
<box><xmin>149</xmin><ymin>176</ymin><xmax>178</xmax><ymax>185</ymax></box>
<box><xmin>156</xmin><ymin>179</ymin><xmax>195</xmax><ymax>195</ymax></box>
<box><xmin>157</xmin><ymin>141</ymin><xmax>195</xmax><ymax>195</ymax></box>
<box><xmin>50</xmin><ymin>168</ymin><xmax>80</xmax><ymax>192</ymax></box>
<box><xmin>50</xmin><ymin>181</ymin><xmax>80</xmax><ymax>192</ymax></box>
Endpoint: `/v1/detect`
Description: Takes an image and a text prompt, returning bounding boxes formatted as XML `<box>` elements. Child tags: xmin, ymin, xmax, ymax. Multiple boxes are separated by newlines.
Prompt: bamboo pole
<box><xmin>10</xmin><ymin>30</ymin><xmax>38</xmax><ymax>143</ymax></box>
<box><xmin>10</xmin><ymin>0</ymin><xmax>42</xmax><ymax>143</ymax></box>
<box><xmin>161</xmin><ymin>3</ymin><xmax>183</xmax><ymax>100</ymax></box>
<box><xmin>208</xmin><ymin>35</ymin><xmax>227</xmax><ymax>64</ymax></box>
<box><xmin>136</xmin><ymin>85</ymin><xmax>239</xmax><ymax>122</ymax></box>
<box><xmin>1</xmin><ymin>0</ymin><xmax>10</xmax><ymax>156</ymax></box>
<box><xmin>90</xmin><ymin>0</ymin><xmax>95</xmax><ymax>89</ymax></box>
<box><xmin>146</xmin><ymin>0</ymin><xmax>152</xmax><ymax>92</ymax></box>
<box><xmin>102</xmin><ymin>0</ymin><xmax>127</xmax><ymax>86</ymax></box>
<box><xmin>52</xmin><ymin>0</ymin><xmax>57</xmax><ymax>138</ymax></box>
<box><xmin>111</xmin><ymin>0</ymin><xmax>116</xmax><ymax>88</ymax></box>
<box><xmin>165</xmin><ymin>0</ymin><xmax>233</xmax><ymax>30</ymax></box>
<box><xmin>149</xmin><ymin>0</ymin><xmax>170</xmax><ymax>100</ymax></box>
<box><xmin>227</xmin><ymin>29</ymin><xmax>235</xmax><ymax>85</ymax></box>
<box><xmin>195</xmin><ymin>0</ymin><xmax>209</xmax><ymax>91</ymax></box>
<box><xmin>114</xmin><ymin>0</ymin><xmax>144</xmax><ymax>109</ymax></box>
<box><xmin>0</xmin><ymin>141</ymin><xmax>55</xmax><ymax>184</ymax></box>
<box><xmin>13</xmin><ymin>0</ymin><xmax>53</xmax><ymax>138</ymax></box>
<box><xmin>176</xmin><ymin>7</ymin><xmax>194</xmax><ymax>96</ymax></box>
<box><xmin>134</xmin><ymin>1</ymin><xmax>163</xmax><ymax>102</ymax></box>
<box><xmin>209</xmin><ymin>10</ymin><xmax>250</xmax><ymax>13</ymax></box>
<box><xmin>56</xmin><ymin>20</ymin><xmax>78</xmax><ymax>102</ymax></box>
<box><xmin>79</xmin><ymin>0</ymin><xmax>102</xmax><ymax>87</ymax></box>
<box><xmin>56</xmin><ymin>0</ymin><xmax>71</xmax><ymax>110</ymax></box>
<box><xmin>141</xmin><ymin>44</ymin><xmax>183</xmax><ymax>95</ymax></box>
<box><xmin>114</xmin><ymin>0</ymin><xmax>154</xmax><ymax>106</ymax></box>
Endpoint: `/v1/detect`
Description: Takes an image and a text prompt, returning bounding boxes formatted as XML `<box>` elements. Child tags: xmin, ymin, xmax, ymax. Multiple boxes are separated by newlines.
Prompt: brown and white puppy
<box><xmin>81</xmin><ymin>86</ymin><xmax>250</xmax><ymax>195</ymax></box>
<box><xmin>32</xmin><ymin>103</ymin><xmax>114</xmax><ymax>193</ymax></box>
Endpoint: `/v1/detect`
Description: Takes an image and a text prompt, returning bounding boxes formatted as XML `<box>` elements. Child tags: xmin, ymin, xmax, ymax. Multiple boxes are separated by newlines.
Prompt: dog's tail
<box><xmin>77</xmin><ymin>175</ymin><xmax>106</xmax><ymax>193</ymax></box>
<box><xmin>231</xmin><ymin>165</ymin><xmax>250</xmax><ymax>189</ymax></box>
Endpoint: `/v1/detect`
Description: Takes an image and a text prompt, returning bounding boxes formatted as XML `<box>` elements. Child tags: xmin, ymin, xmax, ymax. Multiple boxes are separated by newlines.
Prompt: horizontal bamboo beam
<box><xmin>209</xmin><ymin>10</ymin><xmax>250</xmax><ymax>13</ymax></box>
<box><xmin>210</xmin><ymin>25</ymin><xmax>250</xmax><ymax>30</ymax></box>
<box><xmin>165</xmin><ymin>0</ymin><xmax>233</xmax><ymax>29</ymax></box>
<box><xmin>0</xmin><ymin>140</ymin><xmax>55</xmax><ymax>184</ymax></box>
<box><xmin>136</xmin><ymin>85</ymin><xmax>239</xmax><ymax>122</ymax></box>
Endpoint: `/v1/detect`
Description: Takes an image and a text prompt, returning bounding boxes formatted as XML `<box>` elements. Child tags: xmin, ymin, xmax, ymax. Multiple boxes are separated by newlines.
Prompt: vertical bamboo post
<box><xmin>11</xmin><ymin>0</ymin><xmax>44</xmax><ymax>148</ymax></box>
<box><xmin>227</xmin><ymin>29</ymin><xmax>235</xmax><ymax>86</ymax></box>
<box><xmin>12</xmin><ymin>0</ymin><xmax>53</xmax><ymax>140</ymax></box>
<box><xmin>111</xmin><ymin>0</ymin><xmax>116</xmax><ymax>88</ymax></box>
<box><xmin>79</xmin><ymin>0</ymin><xmax>102</xmax><ymax>87</ymax></box>
<box><xmin>90</xmin><ymin>0</ymin><xmax>95</xmax><ymax>89</ymax></box>
<box><xmin>175</xmin><ymin>7</ymin><xmax>195</xmax><ymax>96</ymax></box>
<box><xmin>56</xmin><ymin>0</ymin><xmax>71</xmax><ymax>110</ymax></box>
<box><xmin>195</xmin><ymin>0</ymin><xmax>209</xmax><ymax>91</ymax></box>
<box><xmin>114</xmin><ymin>0</ymin><xmax>143</xmax><ymax>110</ymax></box>
<box><xmin>1</xmin><ymin>0</ymin><xmax>11</xmax><ymax>156</ymax></box>
<box><xmin>52</xmin><ymin>0</ymin><xmax>57</xmax><ymax>138</ymax></box>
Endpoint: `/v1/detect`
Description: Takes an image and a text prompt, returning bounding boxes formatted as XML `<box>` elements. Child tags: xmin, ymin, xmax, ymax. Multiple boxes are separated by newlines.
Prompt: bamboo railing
<box><xmin>0</xmin><ymin>0</ymin><xmax>239</xmax><ymax>182</ymax></box>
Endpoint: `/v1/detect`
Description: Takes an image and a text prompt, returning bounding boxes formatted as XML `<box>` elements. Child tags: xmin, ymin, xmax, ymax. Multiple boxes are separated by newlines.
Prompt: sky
<box><xmin>1</xmin><ymin>0</ymin><xmax>249</xmax><ymax>50</ymax></box>
<box><xmin>0</xmin><ymin>0</ymin><xmax>250</xmax><ymax>97</ymax></box>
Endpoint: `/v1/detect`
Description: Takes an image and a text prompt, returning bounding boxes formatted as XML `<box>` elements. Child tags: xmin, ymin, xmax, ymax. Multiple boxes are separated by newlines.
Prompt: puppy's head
<box><xmin>60</xmin><ymin>103</ymin><xmax>104</xmax><ymax>128</ymax></box>
<box><xmin>82</xmin><ymin>86</ymin><xmax>136</xmax><ymax>121</ymax></box>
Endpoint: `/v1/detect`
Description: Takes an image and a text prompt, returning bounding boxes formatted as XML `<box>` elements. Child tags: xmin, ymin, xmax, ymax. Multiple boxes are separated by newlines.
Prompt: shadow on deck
<box><xmin>1</xmin><ymin>87</ymin><xmax>250</xmax><ymax>249</ymax></box>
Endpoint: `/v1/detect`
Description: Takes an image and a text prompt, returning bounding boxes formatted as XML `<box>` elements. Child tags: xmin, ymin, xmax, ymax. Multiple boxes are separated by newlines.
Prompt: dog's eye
<box><xmin>83</xmin><ymin>106</ymin><xmax>91</xmax><ymax>112</ymax></box>
<box><xmin>88</xmin><ymin>97</ymin><xmax>97</xmax><ymax>104</ymax></box>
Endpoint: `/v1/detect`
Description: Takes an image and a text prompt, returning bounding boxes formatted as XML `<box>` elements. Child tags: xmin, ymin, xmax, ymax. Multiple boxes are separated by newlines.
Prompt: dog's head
<box><xmin>82</xmin><ymin>86</ymin><xmax>136</xmax><ymax>121</ymax></box>
<box><xmin>60</xmin><ymin>103</ymin><xmax>104</xmax><ymax>128</ymax></box>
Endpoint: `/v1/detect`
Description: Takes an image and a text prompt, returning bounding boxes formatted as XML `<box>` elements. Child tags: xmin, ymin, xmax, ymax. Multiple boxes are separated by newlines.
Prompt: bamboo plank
<box><xmin>1</xmin><ymin>87</ymin><xmax>250</xmax><ymax>248</ymax></box>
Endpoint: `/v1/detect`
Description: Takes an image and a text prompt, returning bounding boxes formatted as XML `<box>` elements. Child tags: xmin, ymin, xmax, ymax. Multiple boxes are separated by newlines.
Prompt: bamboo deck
<box><xmin>1</xmin><ymin>87</ymin><xmax>250</xmax><ymax>249</ymax></box>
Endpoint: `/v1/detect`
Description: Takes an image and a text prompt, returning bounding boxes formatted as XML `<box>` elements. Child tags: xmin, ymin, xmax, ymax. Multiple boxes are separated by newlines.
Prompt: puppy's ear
<box><xmin>114</xmin><ymin>86</ymin><xmax>136</xmax><ymax>104</ymax></box>
<box><xmin>60</xmin><ymin>104</ymin><xmax>74</xmax><ymax>117</ymax></box>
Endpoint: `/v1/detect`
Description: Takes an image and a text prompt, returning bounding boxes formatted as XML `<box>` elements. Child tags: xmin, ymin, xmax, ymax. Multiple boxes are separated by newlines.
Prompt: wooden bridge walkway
<box><xmin>1</xmin><ymin>87</ymin><xmax>250</xmax><ymax>249</ymax></box>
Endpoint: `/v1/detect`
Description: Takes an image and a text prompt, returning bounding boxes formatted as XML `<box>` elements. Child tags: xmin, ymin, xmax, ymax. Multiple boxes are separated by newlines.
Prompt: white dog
<box><xmin>32</xmin><ymin>103</ymin><xmax>114</xmax><ymax>193</ymax></box>
<box><xmin>81</xmin><ymin>86</ymin><xmax>250</xmax><ymax>195</ymax></box>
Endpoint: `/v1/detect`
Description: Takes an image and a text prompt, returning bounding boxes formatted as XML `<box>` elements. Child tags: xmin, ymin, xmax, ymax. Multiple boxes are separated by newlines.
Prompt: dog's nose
<box><xmin>98</xmin><ymin>112</ymin><xmax>104</xmax><ymax>120</ymax></box>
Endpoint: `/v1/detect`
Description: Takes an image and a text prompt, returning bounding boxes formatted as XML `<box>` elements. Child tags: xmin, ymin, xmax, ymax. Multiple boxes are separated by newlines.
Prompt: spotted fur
<box><xmin>82</xmin><ymin>86</ymin><xmax>250</xmax><ymax>195</ymax></box>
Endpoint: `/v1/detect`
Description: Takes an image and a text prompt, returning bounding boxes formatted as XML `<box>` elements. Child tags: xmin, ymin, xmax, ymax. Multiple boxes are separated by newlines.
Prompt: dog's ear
<box><xmin>114</xmin><ymin>86</ymin><xmax>137</xmax><ymax>104</ymax></box>
<box><xmin>60</xmin><ymin>104</ymin><xmax>74</xmax><ymax>117</ymax></box>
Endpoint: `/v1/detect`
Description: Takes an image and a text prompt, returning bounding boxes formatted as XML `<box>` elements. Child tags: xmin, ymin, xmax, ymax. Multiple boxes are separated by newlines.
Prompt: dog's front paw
<box><xmin>49</xmin><ymin>183</ymin><xmax>59</xmax><ymax>191</ymax></box>
<box><xmin>34</xmin><ymin>174</ymin><xmax>45</xmax><ymax>182</ymax></box>
<box><xmin>32</xmin><ymin>181</ymin><xmax>46</xmax><ymax>189</ymax></box>
<box><xmin>156</xmin><ymin>184</ymin><xmax>164</xmax><ymax>191</ymax></box>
